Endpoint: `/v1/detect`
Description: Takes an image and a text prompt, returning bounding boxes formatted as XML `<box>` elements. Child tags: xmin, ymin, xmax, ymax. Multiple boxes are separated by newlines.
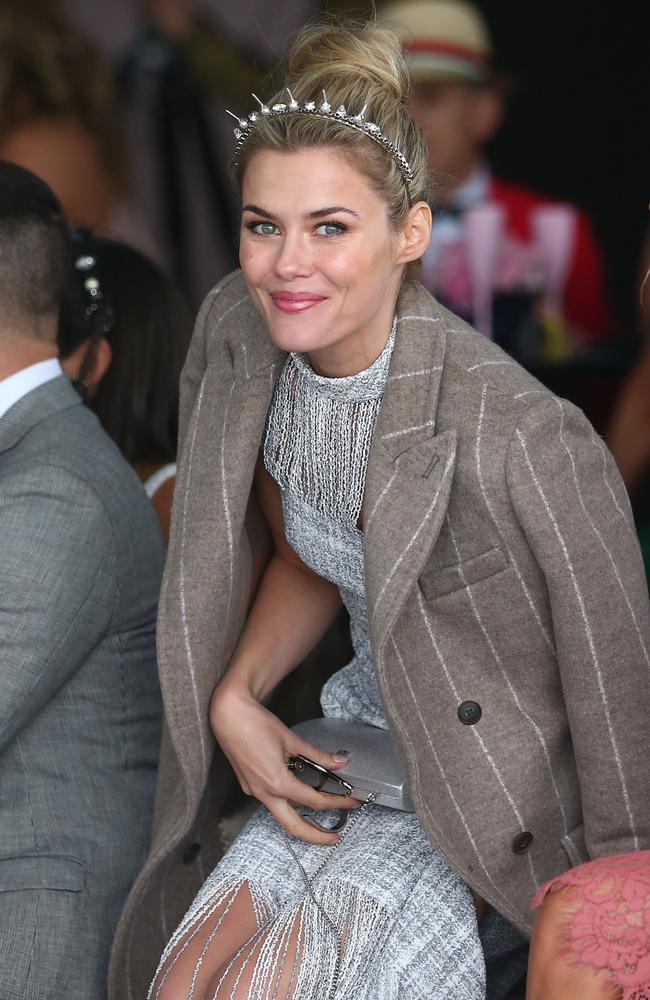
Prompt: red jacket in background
<box><xmin>490</xmin><ymin>176</ymin><xmax>616</xmax><ymax>342</ymax></box>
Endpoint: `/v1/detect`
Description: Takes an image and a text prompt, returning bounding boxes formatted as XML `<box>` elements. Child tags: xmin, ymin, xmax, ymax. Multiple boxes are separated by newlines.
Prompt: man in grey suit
<box><xmin>0</xmin><ymin>162</ymin><xmax>165</xmax><ymax>998</ymax></box>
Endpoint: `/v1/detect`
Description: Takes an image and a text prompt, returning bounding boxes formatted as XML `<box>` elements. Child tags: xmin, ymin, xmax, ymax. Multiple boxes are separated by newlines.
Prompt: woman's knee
<box><xmin>205</xmin><ymin>911</ymin><xmax>304</xmax><ymax>1000</ymax></box>
<box><xmin>527</xmin><ymin>883</ymin><xmax>620</xmax><ymax>1000</ymax></box>
<box><xmin>153</xmin><ymin>883</ymin><xmax>260</xmax><ymax>1000</ymax></box>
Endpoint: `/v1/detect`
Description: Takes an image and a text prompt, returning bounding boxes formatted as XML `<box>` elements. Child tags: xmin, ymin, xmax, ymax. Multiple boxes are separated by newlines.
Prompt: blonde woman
<box><xmin>109</xmin><ymin>18</ymin><xmax>650</xmax><ymax>1000</ymax></box>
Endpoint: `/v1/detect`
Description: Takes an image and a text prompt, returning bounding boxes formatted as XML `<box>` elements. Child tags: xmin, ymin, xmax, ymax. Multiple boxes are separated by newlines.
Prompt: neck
<box><xmin>0</xmin><ymin>330</ymin><xmax>58</xmax><ymax>381</ymax></box>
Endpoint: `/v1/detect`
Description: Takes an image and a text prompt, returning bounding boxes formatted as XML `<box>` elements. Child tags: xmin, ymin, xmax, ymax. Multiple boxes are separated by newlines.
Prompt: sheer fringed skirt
<box><xmin>150</xmin><ymin>804</ymin><xmax>487</xmax><ymax>1000</ymax></box>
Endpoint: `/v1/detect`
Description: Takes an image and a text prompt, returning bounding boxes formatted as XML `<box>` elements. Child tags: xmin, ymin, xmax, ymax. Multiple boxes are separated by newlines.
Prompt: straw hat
<box><xmin>381</xmin><ymin>0</ymin><xmax>493</xmax><ymax>84</ymax></box>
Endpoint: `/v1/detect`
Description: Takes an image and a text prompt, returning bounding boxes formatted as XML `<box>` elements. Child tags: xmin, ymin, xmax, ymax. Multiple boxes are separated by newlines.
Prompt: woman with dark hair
<box><xmin>59</xmin><ymin>233</ymin><xmax>194</xmax><ymax>541</ymax></box>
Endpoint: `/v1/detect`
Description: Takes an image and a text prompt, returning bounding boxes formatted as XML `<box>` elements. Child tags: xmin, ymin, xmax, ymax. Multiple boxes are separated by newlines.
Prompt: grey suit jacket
<box><xmin>0</xmin><ymin>375</ymin><xmax>165</xmax><ymax>1000</ymax></box>
<box><xmin>109</xmin><ymin>272</ymin><xmax>650</xmax><ymax>998</ymax></box>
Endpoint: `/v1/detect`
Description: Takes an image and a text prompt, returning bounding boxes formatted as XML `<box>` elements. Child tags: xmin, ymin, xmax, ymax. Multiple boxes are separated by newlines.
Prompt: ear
<box><xmin>472</xmin><ymin>88</ymin><xmax>504</xmax><ymax>144</ymax></box>
<box><xmin>396</xmin><ymin>201</ymin><xmax>432</xmax><ymax>266</ymax></box>
<box><xmin>89</xmin><ymin>337</ymin><xmax>112</xmax><ymax>387</ymax></box>
<box><xmin>59</xmin><ymin>336</ymin><xmax>112</xmax><ymax>389</ymax></box>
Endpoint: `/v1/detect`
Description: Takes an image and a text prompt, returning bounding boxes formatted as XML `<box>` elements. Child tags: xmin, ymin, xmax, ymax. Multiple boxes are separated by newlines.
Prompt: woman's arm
<box><xmin>210</xmin><ymin>456</ymin><xmax>360</xmax><ymax>845</ymax></box>
<box><xmin>221</xmin><ymin>456</ymin><xmax>342</xmax><ymax>700</ymax></box>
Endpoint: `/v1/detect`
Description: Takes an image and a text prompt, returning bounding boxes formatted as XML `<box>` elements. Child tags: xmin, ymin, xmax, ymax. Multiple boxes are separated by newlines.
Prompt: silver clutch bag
<box><xmin>290</xmin><ymin>717</ymin><xmax>414</xmax><ymax>812</ymax></box>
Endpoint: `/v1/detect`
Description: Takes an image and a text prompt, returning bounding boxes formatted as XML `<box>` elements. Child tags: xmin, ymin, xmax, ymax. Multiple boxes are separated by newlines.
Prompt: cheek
<box><xmin>239</xmin><ymin>240</ymin><xmax>267</xmax><ymax>281</ymax></box>
<box><xmin>323</xmin><ymin>236</ymin><xmax>390</xmax><ymax>280</ymax></box>
<box><xmin>333</xmin><ymin>245</ymin><xmax>396</xmax><ymax>309</ymax></box>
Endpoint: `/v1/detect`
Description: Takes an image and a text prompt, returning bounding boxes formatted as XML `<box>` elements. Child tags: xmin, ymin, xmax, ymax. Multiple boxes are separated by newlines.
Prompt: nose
<box><xmin>273</xmin><ymin>230</ymin><xmax>312</xmax><ymax>281</ymax></box>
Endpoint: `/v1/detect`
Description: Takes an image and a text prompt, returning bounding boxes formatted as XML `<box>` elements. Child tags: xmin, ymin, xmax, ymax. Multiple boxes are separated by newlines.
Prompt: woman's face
<box><xmin>239</xmin><ymin>146</ymin><xmax>410</xmax><ymax>376</ymax></box>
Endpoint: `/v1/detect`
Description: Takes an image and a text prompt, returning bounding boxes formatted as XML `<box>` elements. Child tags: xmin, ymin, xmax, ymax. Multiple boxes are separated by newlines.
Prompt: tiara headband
<box><xmin>227</xmin><ymin>88</ymin><xmax>414</xmax><ymax>200</ymax></box>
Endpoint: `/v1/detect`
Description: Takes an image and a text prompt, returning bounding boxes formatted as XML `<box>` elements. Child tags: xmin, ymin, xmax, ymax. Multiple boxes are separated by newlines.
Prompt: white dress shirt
<box><xmin>0</xmin><ymin>358</ymin><xmax>63</xmax><ymax>421</ymax></box>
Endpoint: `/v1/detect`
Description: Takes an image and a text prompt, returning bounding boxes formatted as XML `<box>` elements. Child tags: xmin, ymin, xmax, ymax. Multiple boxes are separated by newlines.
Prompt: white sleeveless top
<box><xmin>143</xmin><ymin>462</ymin><xmax>176</xmax><ymax>500</ymax></box>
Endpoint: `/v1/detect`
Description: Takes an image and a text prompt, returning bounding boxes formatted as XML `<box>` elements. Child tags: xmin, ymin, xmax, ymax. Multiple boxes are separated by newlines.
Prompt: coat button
<box><xmin>457</xmin><ymin>701</ymin><xmax>482</xmax><ymax>725</ymax></box>
<box><xmin>183</xmin><ymin>843</ymin><xmax>201</xmax><ymax>864</ymax></box>
<box><xmin>512</xmin><ymin>832</ymin><xmax>533</xmax><ymax>854</ymax></box>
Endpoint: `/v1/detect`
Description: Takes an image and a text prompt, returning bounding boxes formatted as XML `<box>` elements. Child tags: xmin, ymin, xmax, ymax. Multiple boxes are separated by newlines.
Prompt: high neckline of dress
<box><xmin>289</xmin><ymin>318</ymin><xmax>397</xmax><ymax>403</ymax></box>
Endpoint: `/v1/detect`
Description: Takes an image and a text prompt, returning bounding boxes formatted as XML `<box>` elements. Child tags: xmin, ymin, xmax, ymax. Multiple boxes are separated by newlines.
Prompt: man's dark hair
<box><xmin>0</xmin><ymin>161</ymin><xmax>70</xmax><ymax>330</ymax></box>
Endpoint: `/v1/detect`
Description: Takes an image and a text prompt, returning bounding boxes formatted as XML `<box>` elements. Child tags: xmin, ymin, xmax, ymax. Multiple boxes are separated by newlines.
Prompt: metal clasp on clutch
<box><xmin>287</xmin><ymin>754</ymin><xmax>354</xmax><ymax>832</ymax></box>
<box><xmin>287</xmin><ymin>754</ymin><xmax>353</xmax><ymax>795</ymax></box>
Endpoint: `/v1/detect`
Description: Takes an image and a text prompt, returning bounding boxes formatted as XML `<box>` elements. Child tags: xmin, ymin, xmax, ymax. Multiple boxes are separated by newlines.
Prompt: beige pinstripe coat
<box><xmin>109</xmin><ymin>271</ymin><xmax>650</xmax><ymax>998</ymax></box>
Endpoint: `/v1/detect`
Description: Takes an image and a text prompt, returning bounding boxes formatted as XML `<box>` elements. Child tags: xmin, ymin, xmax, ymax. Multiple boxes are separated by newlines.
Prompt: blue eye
<box><xmin>316</xmin><ymin>222</ymin><xmax>347</xmax><ymax>237</ymax></box>
<box><xmin>247</xmin><ymin>221</ymin><xmax>278</xmax><ymax>236</ymax></box>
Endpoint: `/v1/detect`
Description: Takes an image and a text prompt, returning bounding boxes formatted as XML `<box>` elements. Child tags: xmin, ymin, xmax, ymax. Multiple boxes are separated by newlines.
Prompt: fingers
<box><xmin>269</xmin><ymin>798</ymin><xmax>341</xmax><ymax>846</ymax></box>
<box><xmin>286</xmin><ymin>776</ymin><xmax>362</xmax><ymax>813</ymax></box>
<box><xmin>290</xmin><ymin>737</ymin><xmax>349</xmax><ymax>771</ymax></box>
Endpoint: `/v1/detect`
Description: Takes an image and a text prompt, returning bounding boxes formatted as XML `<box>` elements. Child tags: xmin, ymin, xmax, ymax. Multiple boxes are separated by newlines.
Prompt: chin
<box><xmin>265</xmin><ymin>317</ymin><xmax>331</xmax><ymax>355</ymax></box>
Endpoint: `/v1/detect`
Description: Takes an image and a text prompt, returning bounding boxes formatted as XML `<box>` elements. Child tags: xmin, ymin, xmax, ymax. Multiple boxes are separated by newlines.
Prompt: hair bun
<box><xmin>285</xmin><ymin>20</ymin><xmax>409</xmax><ymax>107</ymax></box>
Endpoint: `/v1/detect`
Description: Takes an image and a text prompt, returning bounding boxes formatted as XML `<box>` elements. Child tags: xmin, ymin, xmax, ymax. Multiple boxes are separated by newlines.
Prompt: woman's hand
<box><xmin>210</xmin><ymin>678</ymin><xmax>361</xmax><ymax>845</ymax></box>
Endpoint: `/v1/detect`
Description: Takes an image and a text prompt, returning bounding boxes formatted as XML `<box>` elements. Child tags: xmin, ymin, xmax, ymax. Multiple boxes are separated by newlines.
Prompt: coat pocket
<box><xmin>419</xmin><ymin>546</ymin><xmax>509</xmax><ymax>602</ymax></box>
<box><xmin>0</xmin><ymin>855</ymin><xmax>86</xmax><ymax>998</ymax></box>
<box><xmin>0</xmin><ymin>854</ymin><xmax>86</xmax><ymax>893</ymax></box>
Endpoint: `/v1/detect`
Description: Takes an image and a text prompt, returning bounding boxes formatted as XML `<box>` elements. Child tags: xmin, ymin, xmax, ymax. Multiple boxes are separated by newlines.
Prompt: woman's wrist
<box><xmin>209</xmin><ymin>668</ymin><xmax>271</xmax><ymax>736</ymax></box>
<box><xmin>211</xmin><ymin>673</ymin><xmax>255</xmax><ymax>719</ymax></box>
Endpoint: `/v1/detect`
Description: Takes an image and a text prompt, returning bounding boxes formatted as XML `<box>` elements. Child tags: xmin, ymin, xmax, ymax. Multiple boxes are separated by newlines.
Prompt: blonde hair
<box><xmin>232</xmin><ymin>18</ymin><xmax>430</xmax><ymax>278</ymax></box>
<box><xmin>0</xmin><ymin>0</ymin><xmax>128</xmax><ymax>191</ymax></box>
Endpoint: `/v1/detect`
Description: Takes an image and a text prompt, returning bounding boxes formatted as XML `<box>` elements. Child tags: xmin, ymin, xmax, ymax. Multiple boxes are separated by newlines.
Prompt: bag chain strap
<box><xmin>281</xmin><ymin>794</ymin><xmax>377</xmax><ymax>1000</ymax></box>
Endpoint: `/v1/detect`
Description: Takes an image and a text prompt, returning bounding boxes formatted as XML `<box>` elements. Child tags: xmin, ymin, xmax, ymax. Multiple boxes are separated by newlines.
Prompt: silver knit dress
<box><xmin>150</xmin><ymin>327</ymin><xmax>489</xmax><ymax>999</ymax></box>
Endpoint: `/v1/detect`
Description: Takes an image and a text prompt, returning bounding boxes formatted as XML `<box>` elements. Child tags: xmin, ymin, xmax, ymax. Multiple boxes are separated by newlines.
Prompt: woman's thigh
<box><xmin>203</xmin><ymin>905</ymin><xmax>307</xmax><ymax>1000</ymax></box>
<box><xmin>150</xmin><ymin>882</ymin><xmax>258</xmax><ymax>1000</ymax></box>
<box><xmin>152</xmin><ymin>804</ymin><xmax>486</xmax><ymax>1000</ymax></box>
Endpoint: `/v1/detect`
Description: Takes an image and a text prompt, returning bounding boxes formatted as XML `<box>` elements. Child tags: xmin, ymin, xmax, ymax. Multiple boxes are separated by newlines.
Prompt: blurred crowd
<box><xmin>1</xmin><ymin>0</ymin><xmax>650</xmax><ymax>995</ymax></box>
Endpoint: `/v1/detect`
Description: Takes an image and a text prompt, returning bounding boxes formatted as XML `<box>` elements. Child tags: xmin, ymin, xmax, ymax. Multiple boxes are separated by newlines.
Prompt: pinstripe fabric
<box><xmin>0</xmin><ymin>376</ymin><xmax>164</xmax><ymax>1000</ymax></box>
<box><xmin>108</xmin><ymin>271</ymin><xmax>650</xmax><ymax>999</ymax></box>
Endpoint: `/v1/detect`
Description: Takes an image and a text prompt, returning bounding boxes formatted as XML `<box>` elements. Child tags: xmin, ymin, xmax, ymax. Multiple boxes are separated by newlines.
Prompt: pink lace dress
<box><xmin>533</xmin><ymin>852</ymin><xmax>650</xmax><ymax>1000</ymax></box>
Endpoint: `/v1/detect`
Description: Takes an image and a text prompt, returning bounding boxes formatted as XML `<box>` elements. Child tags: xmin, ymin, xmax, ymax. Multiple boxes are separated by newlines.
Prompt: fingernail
<box><xmin>333</xmin><ymin>751</ymin><xmax>349</xmax><ymax>763</ymax></box>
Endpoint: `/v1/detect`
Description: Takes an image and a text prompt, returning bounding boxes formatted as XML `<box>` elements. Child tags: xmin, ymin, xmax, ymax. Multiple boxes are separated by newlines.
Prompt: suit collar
<box><xmin>0</xmin><ymin>357</ymin><xmax>63</xmax><ymax>420</ymax></box>
<box><xmin>0</xmin><ymin>375</ymin><xmax>82</xmax><ymax>455</ymax></box>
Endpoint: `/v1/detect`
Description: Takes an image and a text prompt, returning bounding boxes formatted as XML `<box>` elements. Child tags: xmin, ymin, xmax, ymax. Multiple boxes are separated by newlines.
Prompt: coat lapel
<box><xmin>159</xmin><ymin>301</ymin><xmax>283</xmax><ymax>799</ymax></box>
<box><xmin>365</xmin><ymin>286</ymin><xmax>457</xmax><ymax>655</ymax></box>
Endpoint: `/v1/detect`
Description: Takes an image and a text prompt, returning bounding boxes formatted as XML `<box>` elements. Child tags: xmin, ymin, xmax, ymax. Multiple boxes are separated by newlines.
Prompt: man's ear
<box><xmin>90</xmin><ymin>337</ymin><xmax>112</xmax><ymax>388</ymax></box>
<box><xmin>59</xmin><ymin>336</ymin><xmax>112</xmax><ymax>389</ymax></box>
<box><xmin>396</xmin><ymin>201</ymin><xmax>432</xmax><ymax>265</ymax></box>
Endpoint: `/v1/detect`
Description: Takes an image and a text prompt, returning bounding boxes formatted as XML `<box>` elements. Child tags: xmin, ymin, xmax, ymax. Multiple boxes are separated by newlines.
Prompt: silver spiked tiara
<box><xmin>226</xmin><ymin>88</ymin><xmax>414</xmax><ymax>194</ymax></box>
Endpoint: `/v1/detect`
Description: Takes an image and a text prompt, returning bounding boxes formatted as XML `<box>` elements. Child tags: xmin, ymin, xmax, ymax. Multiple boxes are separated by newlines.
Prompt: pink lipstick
<box><xmin>270</xmin><ymin>291</ymin><xmax>326</xmax><ymax>314</ymax></box>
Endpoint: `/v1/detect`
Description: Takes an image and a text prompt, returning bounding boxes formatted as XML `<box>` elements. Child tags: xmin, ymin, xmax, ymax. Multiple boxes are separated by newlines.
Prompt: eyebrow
<box><xmin>242</xmin><ymin>204</ymin><xmax>360</xmax><ymax>220</ymax></box>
